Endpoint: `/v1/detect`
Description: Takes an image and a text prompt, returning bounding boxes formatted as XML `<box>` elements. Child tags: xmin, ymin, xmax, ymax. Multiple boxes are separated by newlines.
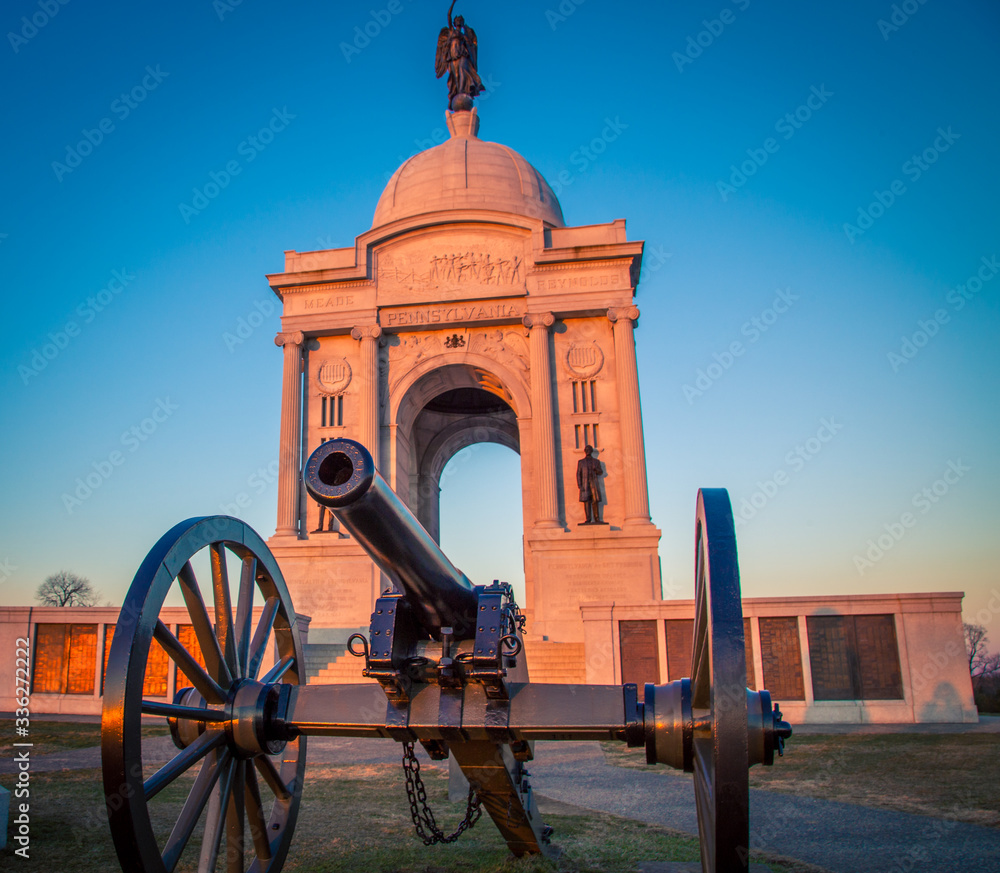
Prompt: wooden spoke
<box><xmin>210</xmin><ymin>543</ymin><xmax>239</xmax><ymax>678</ymax></box>
<box><xmin>178</xmin><ymin>561</ymin><xmax>233</xmax><ymax>687</ymax></box>
<box><xmin>225</xmin><ymin>756</ymin><xmax>246</xmax><ymax>873</ymax></box>
<box><xmin>154</xmin><ymin>620</ymin><xmax>226</xmax><ymax>705</ymax></box>
<box><xmin>234</xmin><ymin>556</ymin><xmax>257</xmax><ymax>677</ymax></box>
<box><xmin>260</xmin><ymin>655</ymin><xmax>295</xmax><ymax>686</ymax></box>
<box><xmin>247</xmin><ymin>597</ymin><xmax>279</xmax><ymax>681</ymax></box>
<box><xmin>144</xmin><ymin>730</ymin><xmax>226</xmax><ymax>801</ymax></box>
<box><xmin>141</xmin><ymin>700</ymin><xmax>228</xmax><ymax>722</ymax></box>
<box><xmin>244</xmin><ymin>761</ymin><xmax>273</xmax><ymax>864</ymax></box>
<box><xmin>199</xmin><ymin>756</ymin><xmax>237</xmax><ymax>873</ymax></box>
<box><xmin>161</xmin><ymin>747</ymin><xmax>231</xmax><ymax>873</ymax></box>
<box><xmin>254</xmin><ymin>754</ymin><xmax>291</xmax><ymax>802</ymax></box>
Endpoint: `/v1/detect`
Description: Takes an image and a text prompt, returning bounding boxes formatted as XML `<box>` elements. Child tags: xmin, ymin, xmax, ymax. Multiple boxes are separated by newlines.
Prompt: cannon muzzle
<box><xmin>304</xmin><ymin>438</ymin><xmax>479</xmax><ymax>640</ymax></box>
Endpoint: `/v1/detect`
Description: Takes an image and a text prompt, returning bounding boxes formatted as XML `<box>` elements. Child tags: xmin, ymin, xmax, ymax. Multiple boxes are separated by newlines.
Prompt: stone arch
<box><xmin>388</xmin><ymin>350</ymin><xmax>531</xmax><ymax>430</ymax></box>
<box><xmin>388</xmin><ymin>361</ymin><xmax>526</xmax><ymax>544</ymax></box>
<box><xmin>418</xmin><ymin>413</ymin><xmax>520</xmax><ymax>541</ymax></box>
<box><xmin>424</xmin><ymin>416</ymin><xmax>520</xmax><ymax>485</ymax></box>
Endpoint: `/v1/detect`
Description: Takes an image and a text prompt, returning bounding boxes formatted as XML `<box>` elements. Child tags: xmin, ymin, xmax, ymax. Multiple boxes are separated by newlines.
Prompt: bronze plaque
<box><xmin>808</xmin><ymin>614</ymin><xmax>903</xmax><ymax>701</ymax></box>
<box><xmin>620</xmin><ymin>620</ymin><xmax>660</xmax><ymax>687</ymax></box>
<box><xmin>759</xmin><ymin>617</ymin><xmax>806</xmax><ymax>701</ymax></box>
<box><xmin>665</xmin><ymin>619</ymin><xmax>694</xmax><ymax>681</ymax></box>
<box><xmin>32</xmin><ymin>623</ymin><xmax>97</xmax><ymax>695</ymax></box>
<box><xmin>175</xmin><ymin>624</ymin><xmax>209</xmax><ymax>687</ymax></box>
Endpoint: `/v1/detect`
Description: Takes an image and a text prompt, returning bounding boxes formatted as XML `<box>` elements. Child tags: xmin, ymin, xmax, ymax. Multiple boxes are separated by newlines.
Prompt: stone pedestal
<box><xmin>267</xmin><ymin>538</ymin><xmax>381</xmax><ymax>644</ymax></box>
<box><xmin>526</xmin><ymin>523</ymin><xmax>661</xmax><ymax>643</ymax></box>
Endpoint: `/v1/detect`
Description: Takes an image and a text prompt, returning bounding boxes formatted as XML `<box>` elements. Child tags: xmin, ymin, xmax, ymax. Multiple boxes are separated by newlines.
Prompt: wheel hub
<box><xmin>227</xmin><ymin>679</ymin><xmax>287</xmax><ymax>758</ymax></box>
<box><xmin>168</xmin><ymin>681</ymin><xmax>286</xmax><ymax>758</ymax></box>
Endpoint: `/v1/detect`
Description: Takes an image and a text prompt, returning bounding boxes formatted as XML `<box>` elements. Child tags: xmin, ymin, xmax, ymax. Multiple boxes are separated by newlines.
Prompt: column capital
<box><xmin>522</xmin><ymin>312</ymin><xmax>555</xmax><ymax>330</ymax></box>
<box><xmin>274</xmin><ymin>330</ymin><xmax>305</xmax><ymax>348</ymax></box>
<box><xmin>351</xmin><ymin>324</ymin><xmax>383</xmax><ymax>341</ymax></box>
<box><xmin>607</xmin><ymin>306</ymin><xmax>640</xmax><ymax>325</ymax></box>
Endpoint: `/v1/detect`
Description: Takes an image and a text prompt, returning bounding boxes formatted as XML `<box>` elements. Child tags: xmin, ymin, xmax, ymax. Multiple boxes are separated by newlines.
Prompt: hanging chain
<box><xmin>402</xmin><ymin>741</ymin><xmax>482</xmax><ymax>845</ymax></box>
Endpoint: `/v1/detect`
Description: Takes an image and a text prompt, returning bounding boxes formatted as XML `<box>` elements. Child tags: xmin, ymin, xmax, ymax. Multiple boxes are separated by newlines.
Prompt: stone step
<box><xmin>307</xmin><ymin>641</ymin><xmax>589</xmax><ymax>685</ymax></box>
<box><xmin>522</xmin><ymin>641</ymin><xmax>587</xmax><ymax>683</ymax></box>
<box><xmin>313</xmin><ymin>650</ymin><xmax>376</xmax><ymax>684</ymax></box>
<box><xmin>303</xmin><ymin>643</ymin><xmax>349</xmax><ymax>684</ymax></box>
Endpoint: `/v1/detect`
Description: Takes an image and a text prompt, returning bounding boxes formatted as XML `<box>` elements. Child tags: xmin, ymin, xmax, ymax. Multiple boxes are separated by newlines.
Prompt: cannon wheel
<box><xmin>102</xmin><ymin>516</ymin><xmax>306</xmax><ymax>873</ymax></box>
<box><xmin>691</xmin><ymin>489</ymin><xmax>750</xmax><ymax>872</ymax></box>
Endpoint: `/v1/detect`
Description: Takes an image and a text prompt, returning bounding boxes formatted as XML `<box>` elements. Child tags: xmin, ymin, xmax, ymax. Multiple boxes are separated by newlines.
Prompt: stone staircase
<box><xmin>305</xmin><ymin>638</ymin><xmax>587</xmax><ymax>685</ymax></box>
<box><xmin>521</xmin><ymin>639</ymin><xmax>587</xmax><ymax>684</ymax></box>
<box><xmin>303</xmin><ymin>643</ymin><xmax>354</xmax><ymax>684</ymax></box>
<box><xmin>312</xmin><ymin>648</ymin><xmax>377</xmax><ymax>684</ymax></box>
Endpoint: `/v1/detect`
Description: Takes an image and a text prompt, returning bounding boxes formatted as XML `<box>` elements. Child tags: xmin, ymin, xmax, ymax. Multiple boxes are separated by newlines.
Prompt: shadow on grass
<box><xmin>1</xmin><ymin>762</ymin><xmax>822</xmax><ymax>873</ymax></box>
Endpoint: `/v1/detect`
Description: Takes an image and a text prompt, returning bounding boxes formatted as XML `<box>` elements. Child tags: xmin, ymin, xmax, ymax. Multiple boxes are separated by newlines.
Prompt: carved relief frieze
<box><xmin>375</xmin><ymin>231</ymin><xmax>529</xmax><ymax>303</ymax></box>
<box><xmin>386</xmin><ymin>334</ymin><xmax>444</xmax><ymax>394</ymax></box>
<box><xmin>469</xmin><ymin>329</ymin><xmax>529</xmax><ymax>375</ymax></box>
<box><xmin>382</xmin><ymin>325</ymin><xmax>532</xmax><ymax>399</ymax></box>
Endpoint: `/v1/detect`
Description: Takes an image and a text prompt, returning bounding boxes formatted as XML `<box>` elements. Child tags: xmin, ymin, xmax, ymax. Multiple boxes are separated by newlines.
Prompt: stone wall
<box><xmin>581</xmin><ymin>592</ymin><xmax>977</xmax><ymax>724</ymax></box>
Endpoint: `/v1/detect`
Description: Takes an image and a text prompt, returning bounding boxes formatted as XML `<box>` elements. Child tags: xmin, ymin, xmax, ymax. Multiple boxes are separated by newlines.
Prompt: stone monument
<box><xmin>265</xmin><ymin>14</ymin><xmax>661</xmax><ymax>677</ymax></box>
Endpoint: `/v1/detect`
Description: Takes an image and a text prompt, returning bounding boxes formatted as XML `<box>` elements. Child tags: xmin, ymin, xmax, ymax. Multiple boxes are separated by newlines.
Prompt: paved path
<box><xmin>530</xmin><ymin>741</ymin><xmax>1000</xmax><ymax>873</ymax></box>
<box><xmin>4</xmin><ymin>733</ymin><xmax>999</xmax><ymax>873</ymax></box>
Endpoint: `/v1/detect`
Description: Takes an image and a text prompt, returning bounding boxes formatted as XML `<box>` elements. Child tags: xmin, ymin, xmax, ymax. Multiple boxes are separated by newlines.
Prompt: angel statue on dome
<box><xmin>435</xmin><ymin>2</ymin><xmax>483</xmax><ymax>111</ymax></box>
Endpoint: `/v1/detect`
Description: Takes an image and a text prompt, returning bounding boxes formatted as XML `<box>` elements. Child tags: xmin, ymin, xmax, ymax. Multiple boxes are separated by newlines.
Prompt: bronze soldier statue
<box><xmin>313</xmin><ymin>501</ymin><xmax>336</xmax><ymax>534</ymax></box>
<box><xmin>435</xmin><ymin>1</ymin><xmax>483</xmax><ymax>111</ymax></box>
<box><xmin>577</xmin><ymin>445</ymin><xmax>604</xmax><ymax>524</ymax></box>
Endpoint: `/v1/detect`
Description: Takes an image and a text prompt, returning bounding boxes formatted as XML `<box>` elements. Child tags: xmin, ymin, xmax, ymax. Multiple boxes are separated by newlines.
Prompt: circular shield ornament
<box><xmin>565</xmin><ymin>341</ymin><xmax>604</xmax><ymax>378</ymax></box>
<box><xmin>316</xmin><ymin>358</ymin><xmax>352</xmax><ymax>395</ymax></box>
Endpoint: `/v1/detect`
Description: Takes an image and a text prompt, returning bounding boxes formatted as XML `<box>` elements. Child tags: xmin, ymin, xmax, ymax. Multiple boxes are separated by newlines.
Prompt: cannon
<box><xmin>102</xmin><ymin>438</ymin><xmax>792</xmax><ymax>873</ymax></box>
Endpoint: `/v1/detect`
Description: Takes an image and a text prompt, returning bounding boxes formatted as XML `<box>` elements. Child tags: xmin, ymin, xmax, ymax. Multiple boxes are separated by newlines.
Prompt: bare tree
<box><xmin>964</xmin><ymin>622</ymin><xmax>1000</xmax><ymax>692</ymax></box>
<box><xmin>35</xmin><ymin>571</ymin><xmax>100</xmax><ymax>607</ymax></box>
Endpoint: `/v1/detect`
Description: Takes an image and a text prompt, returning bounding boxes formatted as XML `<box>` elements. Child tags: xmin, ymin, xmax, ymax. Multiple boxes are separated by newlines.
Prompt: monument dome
<box><xmin>372</xmin><ymin>111</ymin><xmax>565</xmax><ymax>228</ymax></box>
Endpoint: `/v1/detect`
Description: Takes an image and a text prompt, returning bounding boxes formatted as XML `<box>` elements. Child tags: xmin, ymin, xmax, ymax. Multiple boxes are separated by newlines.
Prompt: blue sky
<box><xmin>2</xmin><ymin>1</ymin><xmax>998</xmax><ymax>633</ymax></box>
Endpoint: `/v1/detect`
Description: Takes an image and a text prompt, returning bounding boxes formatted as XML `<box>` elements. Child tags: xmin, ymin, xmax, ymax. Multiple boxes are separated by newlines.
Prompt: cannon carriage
<box><xmin>102</xmin><ymin>438</ymin><xmax>791</xmax><ymax>873</ymax></box>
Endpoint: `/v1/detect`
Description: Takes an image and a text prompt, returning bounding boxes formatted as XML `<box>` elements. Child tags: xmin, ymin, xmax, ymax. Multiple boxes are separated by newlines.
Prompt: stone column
<box><xmin>523</xmin><ymin>312</ymin><xmax>560</xmax><ymax>528</ymax></box>
<box><xmin>607</xmin><ymin>306</ymin><xmax>651</xmax><ymax>525</ymax></box>
<box><xmin>351</xmin><ymin>324</ymin><xmax>382</xmax><ymax>469</ymax></box>
<box><xmin>274</xmin><ymin>330</ymin><xmax>305</xmax><ymax>537</ymax></box>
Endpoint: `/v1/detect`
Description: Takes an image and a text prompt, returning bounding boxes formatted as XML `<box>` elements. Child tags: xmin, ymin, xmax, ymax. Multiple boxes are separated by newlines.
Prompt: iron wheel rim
<box><xmin>690</xmin><ymin>489</ymin><xmax>749</xmax><ymax>872</ymax></box>
<box><xmin>101</xmin><ymin>516</ymin><xmax>306</xmax><ymax>873</ymax></box>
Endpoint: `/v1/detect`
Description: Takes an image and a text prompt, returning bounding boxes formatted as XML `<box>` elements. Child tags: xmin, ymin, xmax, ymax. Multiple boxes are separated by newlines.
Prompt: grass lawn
<box><xmin>0</xmin><ymin>719</ymin><xmax>169</xmax><ymax>756</ymax></box>
<box><xmin>4</xmin><ymin>719</ymin><xmax>995</xmax><ymax>871</ymax></box>
<box><xmin>602</xmin><ymin>732</ymin><xmax>1000</xmax><ymax>828</ymax></box>
<box><xmin>0</xmin><ymin>757</ymin><xmax>826</xmax><ymax>873</ymax></box>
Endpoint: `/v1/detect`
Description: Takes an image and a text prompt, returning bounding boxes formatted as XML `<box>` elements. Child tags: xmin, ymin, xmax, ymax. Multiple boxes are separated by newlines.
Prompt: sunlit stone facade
<box><xmin>265</xmin><ymin>108</ymin><xmax>661</xmax><ymax>657</ymax></box>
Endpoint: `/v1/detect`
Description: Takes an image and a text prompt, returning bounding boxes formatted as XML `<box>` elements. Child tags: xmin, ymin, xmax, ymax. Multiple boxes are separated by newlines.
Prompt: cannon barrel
<box><xmin>304</xmin><ymin>438</ymin><xmax>479</xmax><ymax>640</ymax></box>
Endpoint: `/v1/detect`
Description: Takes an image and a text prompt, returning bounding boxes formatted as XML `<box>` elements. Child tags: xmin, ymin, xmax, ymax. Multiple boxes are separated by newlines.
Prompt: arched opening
<box><xmin>399</xmin><ymin>369</ymin><xmax>521</xmax><ymax>535</ymax></box>
<box><xmin>438</xmin><ymin>442</ymin><xmax>525</xmax><ymax>606</ymax></box>
<box><xmin>390</xmin><ymin>361</ymin><xmax>530</xmax><ymax>609</ymax></box>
